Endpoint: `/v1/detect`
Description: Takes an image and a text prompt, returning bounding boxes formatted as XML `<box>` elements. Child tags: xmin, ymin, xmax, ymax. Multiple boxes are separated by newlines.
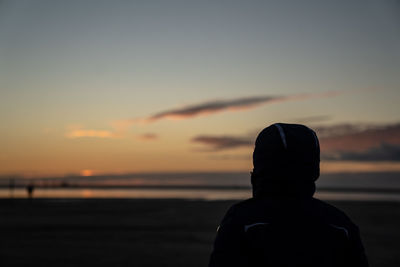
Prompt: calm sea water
<box><xmin>0</xmin><ymin>189</ymin><xmax>400</xmax><ymax>201</ymax></box>
<box><xmin>1</xmin><ymin>188</ymin><xmax>400</xmax><ymax>201</ymax></box>
<box><xmin>1</xmin><ymin>172</ymin><xmax>400</xmax><ymax>201</ymax></box>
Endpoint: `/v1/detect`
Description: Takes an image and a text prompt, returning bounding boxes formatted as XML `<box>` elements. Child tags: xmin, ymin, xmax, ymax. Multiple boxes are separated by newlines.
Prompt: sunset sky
<box><xmin>1</xmin><ymin>0</ymin><xmax>399</xmax><ymax>177</ymax></box>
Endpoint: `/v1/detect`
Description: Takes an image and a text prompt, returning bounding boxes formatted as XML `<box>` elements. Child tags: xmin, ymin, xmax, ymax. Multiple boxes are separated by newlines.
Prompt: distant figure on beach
<box><xmin>26</xmin><ymin>183</ymin><xmax>34</xmax><ymax>199</ymax></box>
<box><xmin>9</xmin><ymin>178</ymin><xmax>15</xmax><ymax>198</ymax></box>
<box><xmin>209</xmin><ymin>123</ymin><xmax>368</xmax><ymax>267</ymax></box>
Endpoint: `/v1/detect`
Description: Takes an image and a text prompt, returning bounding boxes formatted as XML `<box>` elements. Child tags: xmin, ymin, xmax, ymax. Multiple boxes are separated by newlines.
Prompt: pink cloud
<box><xmin>317</xmin><ymin>123</ymin><xmax>400</xmax><ymax>152</ymax></box>
<box><xmin>191</xmin><ymin>135</ymin><xmax>253</xmax><ymax>151</ymax></box>
<box><xmin>138</xmin><ymin>133</ymin><xmax>158</xmax><ymax>141</ymax></box>
<box><xmin>191</xmin><ymin>122</ymin><xmax>400</xmax><ymax>162</ymax></box>
<box><xmin>117</xmin><ymin>91</ymin><xmax>344</xmax><ymax>127</ymax></box>
<box><xmin>65</xmin><ymin>129</ymin><xmax>117</xmax><ymax>139</ymax></box>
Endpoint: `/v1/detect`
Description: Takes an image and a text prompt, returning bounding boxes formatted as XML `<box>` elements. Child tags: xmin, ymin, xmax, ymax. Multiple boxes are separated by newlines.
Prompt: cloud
<box><xmin>291</xmin><ymin>115</ymin><xmax>332</xmax><ymax>124</ymax></box>
<box><xmin>209</xmin><ymin>154</ymin><xmax>251</xmax><ymax>160</ymax></box>
<box><xmin>317</xmin><ymin>123</ymin><xmax>400</xmax><ymax>152</ymax></box>
<box><xmin>116</xmin><ymin>91</ymin><xmax>342</xmax><ymax>127</ymax></box>
<box><xmin>323</xmin><ymin>143</ymin><xmax>400</xmax><ymax>161</ymax></box>
<box><xmin>317</xmin><ymin>123</ymin><xmax>400</xmax><ymax>162</ymax></box>
<box><xmin>314</xmin><ymin>123</ymin><xmax>383</xmax><ymax>138</ymax></box>
<box><xmin>138</xmin><ymin>133</ymin><xmax>158</xmax><ymax>141</ymax></box>
<box><xmin>191</xmin><ymin>122</ymin><xmax>400</xmax><ymax>163</ymax></box>
<box><xmin>67</xmin><ymin>88</ymin><xmax>369</xmax><ymax>140</ymax></box>
<box><xmin>191</xmin><ymin>135</ymin><xmax>253</xmax><ymax>151</ymax></box>
<box><xmin>146</xmin><ymin>96</ymin><xmax>286</xmax><ymax>122</ymax></box>
<box><xmin>65</xmin><ymin>129</ymin><xmax>117</xmax><ymax>139</ymax></box>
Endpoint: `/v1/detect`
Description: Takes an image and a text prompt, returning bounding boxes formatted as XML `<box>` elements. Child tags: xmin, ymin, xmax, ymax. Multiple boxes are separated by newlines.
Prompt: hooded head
<box><xmin>251</xmin><ymin>123</ymin><xmax>320</xmax><ymax>198</ymax></box>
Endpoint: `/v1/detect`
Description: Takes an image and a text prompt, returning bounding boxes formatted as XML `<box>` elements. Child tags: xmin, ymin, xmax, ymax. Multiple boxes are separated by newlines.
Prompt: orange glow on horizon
<box><xmin>81</xmin><ymin>190</ymin><xmax>94</xmax><ymax>198</ymax></box>
<box><xmin>80</xmin><ymin>169</ymin><xmax>94</xmax><ymax>177</ymax></box>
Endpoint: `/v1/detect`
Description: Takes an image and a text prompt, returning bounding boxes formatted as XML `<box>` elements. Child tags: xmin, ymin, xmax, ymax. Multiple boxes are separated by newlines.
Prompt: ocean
<box><xmin>1</xmin><ymin>171</ymin><xmax>400</xmax><ymax>201</ymax></box>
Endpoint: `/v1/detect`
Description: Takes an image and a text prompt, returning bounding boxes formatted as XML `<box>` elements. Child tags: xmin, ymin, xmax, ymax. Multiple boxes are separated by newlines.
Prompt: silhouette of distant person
<box><xmin>27</xmin><ymin>183</ymin><xmax>34</xmax><ymax>199</ymax></box>
<box><xmin>209</xmin><ymin>123</ymin><xmax>368</xmax><ymax>267</ymax></box>
<box><xmin>9</xmin><ymin>178</ymin><xmax>15</xmax><ymax>198</ymax></box>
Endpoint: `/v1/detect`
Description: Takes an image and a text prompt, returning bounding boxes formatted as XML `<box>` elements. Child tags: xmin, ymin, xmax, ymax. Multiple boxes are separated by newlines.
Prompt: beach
<box><xmin>1</xmin><ymin>198</ymin><xmax>399</xmax><ymax>267</ymax></box>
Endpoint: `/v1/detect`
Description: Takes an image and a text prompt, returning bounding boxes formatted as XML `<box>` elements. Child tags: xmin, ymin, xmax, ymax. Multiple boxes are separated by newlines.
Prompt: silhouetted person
<box><xmin>209</xmin><ymin>123</ymin><xmax>368</xmax><ymax>267</ymax></box>
<box><xmin>27</xmin><ymin>183</ymin><xmax>34</xmax><ymax>199</ymax></box>
<box><xmin>9</xmin><ymin>178</ymin><xmax>15</xmax><ymax>198</ymax></box>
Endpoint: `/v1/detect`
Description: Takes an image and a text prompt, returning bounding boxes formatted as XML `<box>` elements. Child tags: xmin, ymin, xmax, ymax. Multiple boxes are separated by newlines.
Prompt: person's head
<box><xmin>251</xmin><ymin>123</ymin><xmax>320</xmax><ymax>198</ymax></box>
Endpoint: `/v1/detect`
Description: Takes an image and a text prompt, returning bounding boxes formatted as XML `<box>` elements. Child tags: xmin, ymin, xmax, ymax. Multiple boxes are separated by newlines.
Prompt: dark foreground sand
<box><xmin>1</xmin><ymin>198</ymin><xmax>399</xmax><ymax>267</ymax></box>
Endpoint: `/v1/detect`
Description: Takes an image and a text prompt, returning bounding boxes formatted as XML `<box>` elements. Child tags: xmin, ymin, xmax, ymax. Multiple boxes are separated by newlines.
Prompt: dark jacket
<box><xmin>209</xmin><ymin>197</ymin><xmax>368</xmax><ymax>267</ymax></box>
<box><xmin>209</xmin><ymin>124</ymin><xmax>368</xmax><ymax>267</ymax></box>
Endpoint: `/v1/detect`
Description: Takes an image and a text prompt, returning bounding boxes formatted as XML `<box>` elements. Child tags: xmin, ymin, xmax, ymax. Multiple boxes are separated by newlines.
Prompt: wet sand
<box><xmin>1</xmin><ymin>198</ymin><xmax>399</xmax><ymax>267</ymax></box>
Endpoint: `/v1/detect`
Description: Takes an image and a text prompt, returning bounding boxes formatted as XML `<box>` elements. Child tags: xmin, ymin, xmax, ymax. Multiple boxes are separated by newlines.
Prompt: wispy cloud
<box><xmin>117</xmin><ymin>91</ymin><xmax>342</xmax><ymax>127</ymax></box>
<box><xmin>209</xmin><ymin>154</ymin><xmax>251</xmax><ymax>160</ymax></box>
<box><xmin>138</xmin><ymin>133</ymin><xmax>158</xmax><ymax>141</ymax></box>
<box><xmin>146</xmin><ymin>96</ymin><xmax>285</xmax><ymax>122</ymax></box>
<box><xmin>317</xmin><ymin>123</ymin><xmax>400</xmax><ymax>161</ymax></box>
<box><xmin>191</xmin><ymin>135</ymin><xmax>253</xmax><ymax>151</ymax></box>
<box><xmin>323</xmin><ymin>143</ymin><xmax>400</xmax><ymax>161</ymax></box>
<box><xmin>292</xmin><ymin>115</ymin><xmax>332</xmax><ymax>124</ymax></box>
<box><xmin>192</xmin><ymin>122</ymin><xmax>400</xmax><ymax>162</ymax></box>
<box><xmin>65</xmin><ymin>127</ymin><xmax>160</xmax><ymax>141</ymax></box>
<box><xmin>317</xmin><ymin>123</ymin><xmax>400</xmax><ymax>152</ymax></box>
<box><xmin>314</xmin><ymin>123</ymin><xmax>383</xmax><ymax>139</ymax></box>
<box><xmin>65</xmin><ymin>129</ymin><xmax>117</xmax><ymax>139</ymax></box>
<box><xmin>66</xmin><ymin>89</ymin><xmax>369</xmax><ymax>140</ymax></box>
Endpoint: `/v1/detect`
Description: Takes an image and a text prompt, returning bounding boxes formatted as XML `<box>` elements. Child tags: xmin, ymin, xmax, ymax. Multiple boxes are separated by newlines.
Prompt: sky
<box><xmin>0</xmin><ymin>0</ymin><xmax>399</xmax><ymax>177</ymax></box>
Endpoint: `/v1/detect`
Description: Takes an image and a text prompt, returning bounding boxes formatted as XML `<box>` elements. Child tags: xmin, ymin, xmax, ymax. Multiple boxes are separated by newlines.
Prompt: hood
<box><xmin>251</xmin><ymin>123</ymin><xmax>320</xmax><ymax>198</ymax></box>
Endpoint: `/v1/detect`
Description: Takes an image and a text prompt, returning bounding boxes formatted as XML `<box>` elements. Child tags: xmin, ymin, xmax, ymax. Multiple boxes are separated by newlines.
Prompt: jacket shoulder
<box><xmin>219</xmin><ymin>198</ymin><xmax>256</xmax><ymax>224</ymax></box>
<box><xmin>311</xmin><ymin>198</ymin><xmax>352</xmax><ymax>219</ymax></box>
